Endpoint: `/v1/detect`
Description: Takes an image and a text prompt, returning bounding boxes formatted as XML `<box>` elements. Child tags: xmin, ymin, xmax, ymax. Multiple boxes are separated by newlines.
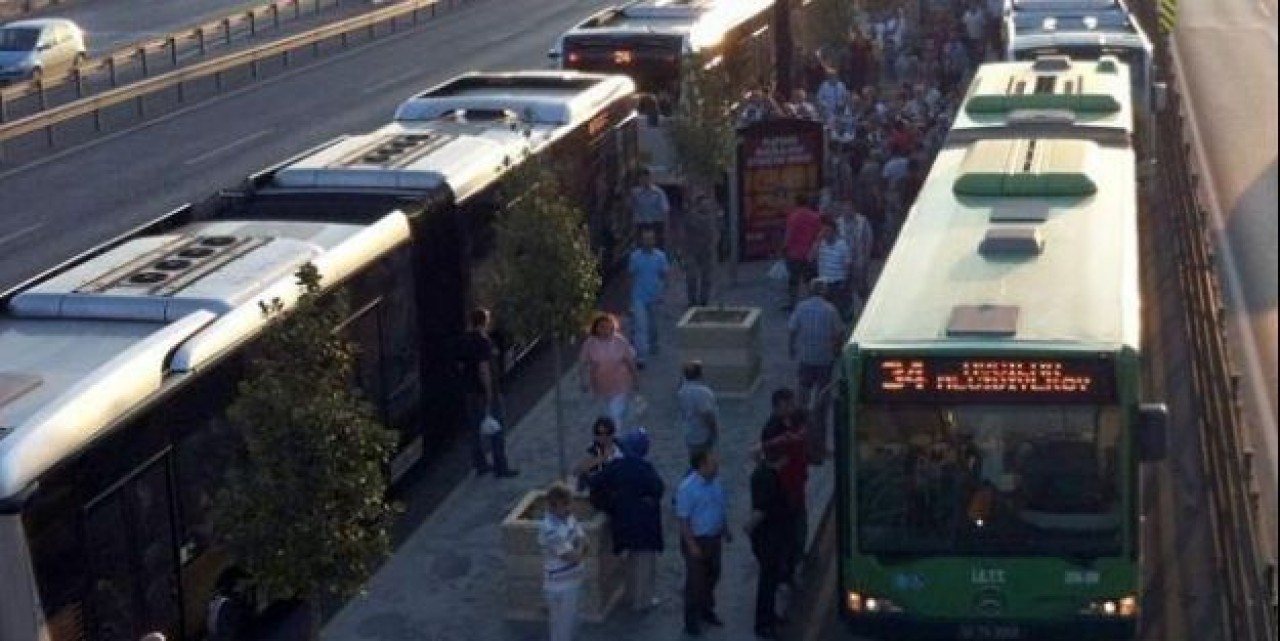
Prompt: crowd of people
<box><xmin>742</xmin><ymin>1</ymin><xmax>1003</xmax><ymax>264</ymax></box>
<box><xmin>516</xmin><ymin>5</ymin><xmax>1011</xmax><ymax>641</ymax></box>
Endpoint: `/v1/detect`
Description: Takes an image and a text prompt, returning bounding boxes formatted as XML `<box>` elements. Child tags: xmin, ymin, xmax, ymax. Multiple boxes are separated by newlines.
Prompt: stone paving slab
<box><xmin>323</xmin><ymin>261</ymin><xmax>836</xmax><ymax>641</ymax></box>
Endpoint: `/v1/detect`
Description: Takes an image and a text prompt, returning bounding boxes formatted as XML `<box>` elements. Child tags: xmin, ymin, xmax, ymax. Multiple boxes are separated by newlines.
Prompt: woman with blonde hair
<box><xmin>578</xmin><ymin>313</ymin><xmax>639</xmax><ymax>432</ymax></box>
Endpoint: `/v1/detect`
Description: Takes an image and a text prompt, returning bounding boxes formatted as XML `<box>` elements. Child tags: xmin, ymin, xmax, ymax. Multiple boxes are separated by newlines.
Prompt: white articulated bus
<box><xmin>550</xmin><ymin>0</ymin><xmax>774</xmax><ymax>189</ymax></box>
<box><xmin>0</xmin><ymin>210</ymin><xmax>415</xmax><ymax>641</ymax></box>
<box><xmin>0</xmin><ymin>70</ymin><xmax>641</xmax><ymax>641</ymax></box>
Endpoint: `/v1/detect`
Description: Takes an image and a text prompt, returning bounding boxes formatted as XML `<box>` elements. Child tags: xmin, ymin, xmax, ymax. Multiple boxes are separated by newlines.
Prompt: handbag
<box><xmin>767</xmin><ymin>259</ymin><xmax>788</xmax><ymax>282</ymax></box>
<box><xmin>479</xmin><ymin>414</ymin><xmax>503</xmax><ymax>436</ymax></box>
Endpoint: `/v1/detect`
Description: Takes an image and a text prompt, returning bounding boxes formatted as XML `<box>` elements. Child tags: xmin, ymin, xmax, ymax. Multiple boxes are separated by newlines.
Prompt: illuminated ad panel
<box><xmin>861</xmin><ymin>356</ymin><xmax>1118</xmax><ymax>404</ymax></box>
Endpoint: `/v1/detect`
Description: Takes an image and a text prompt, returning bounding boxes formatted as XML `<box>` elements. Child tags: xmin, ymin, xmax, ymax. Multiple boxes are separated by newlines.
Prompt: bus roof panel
<box><xmin>563</xmin><ymin>0</ymin><xmax>775</xmax><ymax>51</ymax></box>
<box><xmin>395</xmin><ymin>71</ymin><xmax>636</xmax><ymax>126</ymax></box>
<box><xmin>0</xmin><ymin>214</ymin><xmax>411</xmax><ymax>500</ymax></box>
<box><xmin>953</xmin><ymin>58</ymin><xmax>1133</xmax><ymax>137</ymax></box>
<box><xmin>851</xmin><ymin>136</ymin><xmax>1139</xmax><ymax>352</ymax></box>
<box><xmin>271</xmin><ymin>124</ymin><xmax>535</xmax><ymax>202</ymax></box>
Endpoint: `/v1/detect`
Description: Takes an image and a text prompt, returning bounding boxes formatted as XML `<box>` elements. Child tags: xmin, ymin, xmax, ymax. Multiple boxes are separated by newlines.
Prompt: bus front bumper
<box><xmin>839</xmin><ymin>611</ymin><xmax>1137</xmax><ymax>641</ymax></box>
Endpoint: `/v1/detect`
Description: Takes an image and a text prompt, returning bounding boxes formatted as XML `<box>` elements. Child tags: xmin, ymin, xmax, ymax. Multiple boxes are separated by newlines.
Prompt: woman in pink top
<box><xmin>579</xmin><ymin>313</ymin><xmax>639</xmax><ymax>432</ymax></box>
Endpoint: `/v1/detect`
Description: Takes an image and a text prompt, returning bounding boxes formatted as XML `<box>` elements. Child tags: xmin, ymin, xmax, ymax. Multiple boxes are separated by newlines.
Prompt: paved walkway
<box><xmin>322</xmin><ymin>260</ymin><xmax>836</xmax><ymax>641</ymax></box>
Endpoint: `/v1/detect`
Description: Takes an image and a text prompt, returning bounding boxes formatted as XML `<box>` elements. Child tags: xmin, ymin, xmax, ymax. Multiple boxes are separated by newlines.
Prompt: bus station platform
<box><xmin>320</xmin><ymin>260</ymin><xmax>836</xmax><ymax>641</ymax></box>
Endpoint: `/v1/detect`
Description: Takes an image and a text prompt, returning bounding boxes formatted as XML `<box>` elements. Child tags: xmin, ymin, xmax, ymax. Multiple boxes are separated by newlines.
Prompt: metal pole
<box><xmin>727</xmin><ymin>137</ymin><xmax>741</xmax><ymax>286</ymax></box>
<box><xmin>552</xmin><ymin>338</ymin><xmax>568</xmax><ymax>481</ymax></box>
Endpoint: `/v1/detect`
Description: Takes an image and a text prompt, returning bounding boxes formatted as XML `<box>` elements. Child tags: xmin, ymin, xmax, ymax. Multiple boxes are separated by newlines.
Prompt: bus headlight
<box><xmin>1080</xmin><ymin>595</ymin><xmax>1138</xmax><ymax>618</ymax></box>
<box><xmin>846</xmin><ymin>591</ymin><xmax>904</xmax><ymax>614</ymax></box>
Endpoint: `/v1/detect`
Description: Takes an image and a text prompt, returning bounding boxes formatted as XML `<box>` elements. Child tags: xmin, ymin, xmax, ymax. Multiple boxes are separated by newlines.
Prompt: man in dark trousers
<box><xmin>590</xmin><ymin>428</ymin><xmax>666</xmax><ymax>612</ymax></box>
<box><xmin>456</xmin><ymin>307</ymin><xmax>518</xmax><ymax>478</ymax></box>
<box><xmin>676</xmin><ymin>449</ymin><xmax>731</xmax><ymax>636</ymax></box>
<box><xmin>747</xmin><ymin>441</ymin><xmax>791</xmax><ymax>639</ymax></box>
<box><xmin>760</xmin><ymin>388</ymin><xmax>809</xmax><ymax>584</ymax></box>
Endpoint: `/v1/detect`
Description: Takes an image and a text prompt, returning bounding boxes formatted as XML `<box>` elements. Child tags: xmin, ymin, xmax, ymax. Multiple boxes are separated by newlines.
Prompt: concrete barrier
<box><xmin>500</xmin><ymin>490</ymin><xmax>625</xmax><ymax>623</ymax></box>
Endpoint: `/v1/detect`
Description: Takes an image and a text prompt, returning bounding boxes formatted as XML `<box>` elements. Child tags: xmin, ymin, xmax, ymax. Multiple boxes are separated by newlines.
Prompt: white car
<box><xmin>0</xmin><ymin>18</ymin><xmax>87</xmax><ymax>84</ymax></box>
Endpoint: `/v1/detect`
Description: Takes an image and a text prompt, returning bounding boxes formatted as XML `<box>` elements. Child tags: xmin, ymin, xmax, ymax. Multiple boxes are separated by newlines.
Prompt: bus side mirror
<box><xmin>547</xmin><ymin>49</ymin><xmax>561</xmax><ymax>60</ymax></box>
<box><xmin>1137</xmin><ymin>403</ymin><xmax>1168</xmax><ymax>462</ymax></box>
<box><xmin>1153</xmin><ymin>82</ymin><xmax>1169</xmax><ymax>113</ymax></box>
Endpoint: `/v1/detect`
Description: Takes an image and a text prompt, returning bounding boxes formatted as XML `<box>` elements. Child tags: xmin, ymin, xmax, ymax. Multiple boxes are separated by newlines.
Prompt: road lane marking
<box><xmin>0</xmin><ymin>222</ymin><xmax>45</xmax><ymax>250</ymax></box>
<box><xmin>1170</xmin><ymin>38</ymin><xmax>1279</xmax><ymax>490</ymax></box>
<box><xmin>183</xmin><ymin>129</ymin><xmax>274</xmax><ymax>166</ymax></box>
<box><xmin>361</xmin><ymin>69</ymin><xmax>424</xmax><ymax>95</ymax></box>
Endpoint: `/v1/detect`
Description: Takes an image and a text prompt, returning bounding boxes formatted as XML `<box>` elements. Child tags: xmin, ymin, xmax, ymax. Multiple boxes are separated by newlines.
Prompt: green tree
<box><xmin>212</xmin><ymin>263</ymin><xmax>397</xmax><ymax>632</ymax></box>
<box><xmin>479</xmin><ymin>158</ymin><xmax>602</xmax><ymax>480</ymax></box>
<box><xmin>667</xmin><ymin>52</ymin><xmax>738</xmax><ymax>195</ymax></box>
<box><xmin>803</xmin><ymin>0</ymin><xmax>863</xmax><ymax>56</ymax></box>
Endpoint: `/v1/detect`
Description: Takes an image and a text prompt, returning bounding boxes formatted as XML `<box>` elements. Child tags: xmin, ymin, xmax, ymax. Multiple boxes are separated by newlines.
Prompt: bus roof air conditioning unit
<box><xmin>8</xmin><ymin>233</ymin><xmax>318</xmax><ymax>322</ymax></box>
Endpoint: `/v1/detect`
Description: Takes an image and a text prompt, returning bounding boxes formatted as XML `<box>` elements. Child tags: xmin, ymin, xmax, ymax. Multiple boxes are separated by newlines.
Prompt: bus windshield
<box><xmin>855</xmin><ymin>404</ymin><xmax>1124</xmax><ymax>557</ymax></box>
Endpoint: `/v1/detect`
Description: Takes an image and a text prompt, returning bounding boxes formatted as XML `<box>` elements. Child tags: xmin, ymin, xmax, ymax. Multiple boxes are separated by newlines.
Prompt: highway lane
<box><xmin>0</xmin><ymin>0</ymin><xmax>610</xmax><ymax>291</ymax></box>
<box><xmin>23</xmin><ymin>0</ymin><xmax>270</xmax><ymax>56</ymax></box>
<box><xmin>1173</xmin><ymin>0</ymin><xmax>1278</xmax><ymax>559</ymax></box>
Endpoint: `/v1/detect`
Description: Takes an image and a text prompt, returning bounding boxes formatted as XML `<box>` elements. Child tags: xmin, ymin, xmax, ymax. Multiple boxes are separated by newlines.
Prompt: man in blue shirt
<box><xmin>627</xmin><ymin>229</ymin><xmax>670</xmax><ymax>366</ymax></box>
<box><xmin>676</xmin><ymin>450</ymin><xmax>732</xmax><ymax>636</ymax></box>
<box><xmin>630</xmin><ymin>168</ymin><xmax>671</xmax><ymax>248</ymax></box>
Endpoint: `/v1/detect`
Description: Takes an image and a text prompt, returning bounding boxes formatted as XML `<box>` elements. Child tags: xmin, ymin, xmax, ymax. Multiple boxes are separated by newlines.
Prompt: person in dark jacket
<box><xmin>591</xmin><ymin>428</ymin><xmax>666</xmax><ymax>612</ymax></box>
<box><xmin>747</xmin><ymin>441</ymin><xmax>791</xmax><ymax>639</ymax></box>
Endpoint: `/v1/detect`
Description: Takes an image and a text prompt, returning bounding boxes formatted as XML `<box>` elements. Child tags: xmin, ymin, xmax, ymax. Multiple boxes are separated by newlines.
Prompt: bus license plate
<box><xmin>958</xmin><ymin>624</ymin><xmax>1023</xmax><ymax>640</ymax></box>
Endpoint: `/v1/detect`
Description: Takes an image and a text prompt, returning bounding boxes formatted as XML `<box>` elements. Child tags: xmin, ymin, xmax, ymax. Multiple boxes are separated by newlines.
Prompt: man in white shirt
<box><xmin>810</xmin><ymin>217</ymin><xmax>853</xmax><ymax>316</ymax></box>
<box><xmin>539</xmin><ymin>483</ymin><xmax>587</xmax><ymax>641</ymax></box>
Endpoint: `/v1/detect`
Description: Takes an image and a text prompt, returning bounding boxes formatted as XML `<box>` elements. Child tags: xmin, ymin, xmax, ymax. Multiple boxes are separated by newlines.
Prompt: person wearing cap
<box><xmin>788</xmin><ymin>279</ymin><xmax>845</xmax><ymax>461</ymax></box>
<box><xmin>589</xmin><ymin>428</ymin><xmax>666</xmax><ymax>612</ymax></box>
<box><xmin>746</xmin><ymin>440</ymin><xmax>791</xmax><ymax>639</ymax></box>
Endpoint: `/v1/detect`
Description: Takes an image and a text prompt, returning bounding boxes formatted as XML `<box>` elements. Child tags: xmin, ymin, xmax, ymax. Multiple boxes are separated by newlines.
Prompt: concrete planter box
<box><xmin>676</xmin><ymin>306</ymin><xmax>762</xmax><ymax>397</ymax></box>
<box><xmin>501</xmin><ymin>490</ymin><xmax>624</xmax><ymax>623</ymax></box>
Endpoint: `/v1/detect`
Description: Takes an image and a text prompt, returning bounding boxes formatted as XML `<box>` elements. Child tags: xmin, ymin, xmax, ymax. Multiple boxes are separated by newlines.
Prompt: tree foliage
<box><xmin>667</xmin><ymin>52</ymin><xmax>738</xmax><ymax>190</ymax></box>
<box><xmin>803</xmin><ymin>0</ymin><xmax>864</xmax><ymax>56</ymax></box>
<box><xmin>479</xmin><ymin>158</ymin><xmax>602</xmax><ymax>344</ymax></box>
<box><xmin>212</xmin><ymin>263</ymin><xmax>397</xmax><ymax>603</ymax></box>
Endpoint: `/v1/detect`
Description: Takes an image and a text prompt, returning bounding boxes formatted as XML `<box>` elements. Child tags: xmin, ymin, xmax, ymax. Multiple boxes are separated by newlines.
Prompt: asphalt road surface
<box><xmin>1173</xmin><ymin>0</ymin><xmax>1279</xmax><ymax>559</ymax></box>
<box><xmin>0</xmin><ymin>0</ymin><xmax>613</xmax><ymax>292</ymax></box>
<box><xmin>19</xmin><ymin>0</ymin><xmax>271</xmax><ymax>56</ymax></box>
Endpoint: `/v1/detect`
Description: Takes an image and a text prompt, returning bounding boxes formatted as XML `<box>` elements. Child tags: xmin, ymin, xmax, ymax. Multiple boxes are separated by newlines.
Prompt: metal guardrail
<box><xmin>1157</xmin><ymin>82</ymin><xmax>1278</xmax><ymax>641</ymax></box>
<box><xmin>0</xmin><ymin>0</ymin><xmax>466</xmax><ymax>158</ymax></box>
<box><xmin>0</xmin><ymin>0</ymin><xmax>349</xmax><ymax>118</ymax></box>
<box><xmin>1130</xmin><ymin>1</ymin><xmax>1279</xmax><ymax>638</ymax></box>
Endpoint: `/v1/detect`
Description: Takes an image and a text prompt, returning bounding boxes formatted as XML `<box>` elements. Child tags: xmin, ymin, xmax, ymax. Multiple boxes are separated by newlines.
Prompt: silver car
<box><xmin>0</xmin><ymin>18</ymin><xmax>87</xmax><ymax>84</ymax></box>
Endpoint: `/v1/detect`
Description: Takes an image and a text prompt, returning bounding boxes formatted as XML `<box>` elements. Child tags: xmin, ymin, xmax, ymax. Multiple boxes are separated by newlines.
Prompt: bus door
<box><xmin>83</xmin><ymin>454</ymin><xmax>182</xmax><ymax>640</ymax></box>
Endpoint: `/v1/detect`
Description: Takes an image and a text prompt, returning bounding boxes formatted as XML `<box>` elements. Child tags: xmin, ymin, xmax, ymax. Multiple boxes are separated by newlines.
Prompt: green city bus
<box><xmin>834</xmin><ymin>57</ymin><xmax>1168</xmax><ymax>641</ymax></box>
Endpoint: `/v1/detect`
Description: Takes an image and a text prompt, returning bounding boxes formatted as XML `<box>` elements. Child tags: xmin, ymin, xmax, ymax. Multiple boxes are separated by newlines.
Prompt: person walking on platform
<box><xmin>677</xmin><ymin>449</ymin><xmax>732</xmax><ymax>636</ymax></box>
<box><xmin>746</xmin><ymin>442</ymin><xmax>791</xmax><ymax>639</ymax></box>
<box><xmin>680</xmin><ymin>189</ymin><xmax>720</xmax><ymax>308</ymax></box>
<box><xmin>579</xmin><ymin>313</ymin><xmax>640</xmax><ymax>432</ymax></box>
<box><xmin>538</xmin><ymin>482</ymin><xmax>588</xmax><ymax>641</ymax></box>
<box><xmin>676</xmin><ymin>361</ymin><xmax>721</xmax><ymax>460</ymax></box>
<box><xmin>627</xmin><ymin>229</ymin><xmax>671</xmax><ymax>366</ymax></box>
<box><xmin>631</xmin><ymin>168</ymin><xmax>671</xmax><ymax>248</ymax></box>
<box><xmin>591</xmin><ymin>428</ymin><xmax>666</xmax><ymax>612</ymax></box>
<box><xmin>788</xmin><ymin>280</ymin><xmax>845</xmax><ymax>461</ymax></box>
<box><xmin>780</xmin><ymin>194</ymin><xmax>822</xmax><ymax>311</ymax></box>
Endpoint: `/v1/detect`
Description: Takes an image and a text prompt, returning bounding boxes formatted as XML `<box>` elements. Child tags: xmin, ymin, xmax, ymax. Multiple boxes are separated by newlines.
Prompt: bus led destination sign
<box><xmin>862</xmin><ymin>357</ymin><xmax>1116</xmax><ymax>403</ymax></box>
